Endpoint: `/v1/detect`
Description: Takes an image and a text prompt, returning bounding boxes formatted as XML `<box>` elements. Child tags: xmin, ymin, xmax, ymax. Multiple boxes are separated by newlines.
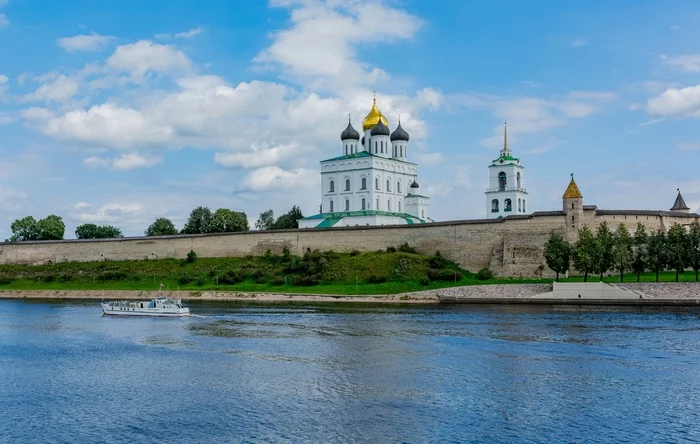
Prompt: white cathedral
<box><xmin>298</xmin><ymin>97</ymin><xmax>431</xmax><ymax>229</ymax></box>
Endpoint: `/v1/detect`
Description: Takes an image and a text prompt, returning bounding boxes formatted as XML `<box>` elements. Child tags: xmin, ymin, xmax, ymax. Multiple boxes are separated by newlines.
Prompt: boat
<box><xmin>101</xmin><ymin>297</ymin><xmax>190</xmax><ymax>317</ymax></box>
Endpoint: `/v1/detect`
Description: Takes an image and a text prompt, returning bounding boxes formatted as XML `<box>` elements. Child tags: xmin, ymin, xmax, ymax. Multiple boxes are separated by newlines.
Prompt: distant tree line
<box><xmin>544</xmin><ymin>221</ymin><xmax>700</xmax><ymax>282</ymax></box>
<box><xmin>6</xmin><ymin>205</ymin><xmax>305</xmax><ymax>241</ymax></box>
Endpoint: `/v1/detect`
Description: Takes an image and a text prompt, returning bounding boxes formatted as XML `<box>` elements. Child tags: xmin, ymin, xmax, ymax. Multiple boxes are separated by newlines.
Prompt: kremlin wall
<box><xmin>0</xmin><ymin>179</ymin><xmax>697</xmax><ymax>277</ymax></box>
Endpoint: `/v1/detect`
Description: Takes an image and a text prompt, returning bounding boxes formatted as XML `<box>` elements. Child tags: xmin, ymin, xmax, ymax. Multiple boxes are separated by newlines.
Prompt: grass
<box><xmin>0</xmin><ymin>249</ymin><xmax>546</xmax><ymax>295</ymax></box>
<box><xmin>559</xmin><ymin>270</ymin><xmax>700</xmax><ymax>284</ymax></box>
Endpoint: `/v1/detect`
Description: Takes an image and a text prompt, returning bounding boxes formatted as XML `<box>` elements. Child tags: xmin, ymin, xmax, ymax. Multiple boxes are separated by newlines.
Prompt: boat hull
<box><xmin>102</xmin><ymin>308</ymin><xmax>190</xmax><ymax>317</ymax></box>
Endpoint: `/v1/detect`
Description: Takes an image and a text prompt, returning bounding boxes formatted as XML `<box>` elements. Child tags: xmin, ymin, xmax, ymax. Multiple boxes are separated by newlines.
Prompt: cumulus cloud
<box><xmin>214</xmin><ymin>144</ymin><xmax>299</xmax><ymax>169</ymax></box>
<box><xmin>56</xmin><ymin>33</ymin><xmax>114</xmax><ymax>52</ymax></box>
<box><xmin>22</xmin><ymin>74</ymin><xmax>80</xmax><ymax>103</ymax></box>
<box><xmin>646</xmin><ymin>85</ymin><xmax>700</xmax><ymax>117</ymax></box>
<box><xmin>105</xmin><ymin>40</ymin><xmax>193</xmax><ymax>82</ymax></box>
<box><xmin>239</xmin><ymin>166</ymin><xmax>316</xmax><ymax>191</ymax></box>
<box><xmin>83</xmin><ymin>152</ymin><xmax>163</xmax><ymax>171</ymax></box>
<box><xmin>70</xmin><ymin>201</ymin><xmax>142</xmax><ymax>223</ymax></box>
<box><xmin>156</xmin><ymin>27</ymin><xmax>203</xmax><ymax>40</ymax></box>
<box><xmin>661</xmin><ymin>54</ymin><xmax>700</xmax><ymax>72</ymax></box>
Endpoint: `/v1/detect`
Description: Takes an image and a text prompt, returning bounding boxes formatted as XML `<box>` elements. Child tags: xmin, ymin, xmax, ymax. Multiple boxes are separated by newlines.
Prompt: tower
<box><xmin>563</xmin><ymin>174</ymin><xmax>583</xmax><ymax>241</ymax></box>
<box><xmin>670</xmin><ymin>189</ymin><xmax>691</xmax><ymax>213</ymax></box>
<box><xmin>390</xmin><ymin>118</ymin><xmax>409</xmax><ymax>161</ymax></box>
<box><xmin>485</xmin><ymin>122</ymin><xmax>528</xmax><ymax>219</ymax></box>
<box><xmin>340</xmin><ymin>115</ymin><xmax>360</xmax><ymax>156</ymax></box>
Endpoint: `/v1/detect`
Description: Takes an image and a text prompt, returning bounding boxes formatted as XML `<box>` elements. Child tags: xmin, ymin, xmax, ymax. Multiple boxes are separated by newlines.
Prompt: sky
<box><xmin>1</xmin><ymin>0</ymin><xmax>699</xmax><ymax>239</ymax></box>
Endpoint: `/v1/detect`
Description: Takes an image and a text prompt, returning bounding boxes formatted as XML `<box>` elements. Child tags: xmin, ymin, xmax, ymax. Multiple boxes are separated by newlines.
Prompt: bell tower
<box><xmin>485</xmin><ymin>122</ymin><xmax>528</xmax><ymax>219</ymax></box>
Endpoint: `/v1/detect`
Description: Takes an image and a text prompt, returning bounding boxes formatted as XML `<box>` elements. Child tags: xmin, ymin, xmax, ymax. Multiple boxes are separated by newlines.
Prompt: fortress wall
<box><xmin>583</xmin><ymin>211</ymin><xmax>698</xmax><ymax>233</ymax></box>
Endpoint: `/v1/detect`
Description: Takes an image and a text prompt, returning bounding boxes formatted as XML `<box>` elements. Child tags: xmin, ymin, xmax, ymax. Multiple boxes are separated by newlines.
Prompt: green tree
<box><xmin>594</xmin><ymin>221</ymin><xmax>615</xmax><ymax>281</ymax></box>
<box><xmin>75</xmin><ymin>223</ymin><xmax>123</xmax><ymax>239</ymax></box>
<box><xmin>612</xmin><ymin>224</ymin><xmax>632</xmax><ymax>282</ymax></box>
<box><xmin>647</xmin><ymin>229</ymin><xmax>668</xmax><ymax>282</ymax></box>
<box><xmin>631</xmin><ymin>223</ymin><xmax>648</xmax><ymax>282</ymax></box>
<box><xmin>37</xmin><ymin>215</ymin><xmax>65</xmax><ymax>240</ymax></box>
<box><xmin>273</xmin><ymin>205</ymin><xmax>304</xmax><ymax>230</ymax></box>
<box><xmin>145</xmin><ymin>218</ymin><xmax>178</xmax><ymax>236</ymax></box>
<box><xmin>666</xmin><ymin>223</ymin><xmax>688</xmax><ymax>282</ymax></box>
<box><xmin>8</xmin><ymin>216</ymin><xmax>38</xmax><ymax>242</ymax></box>
<box><xmin>573</xmin><ymin>225</ymin><xmax>596</xmax><ymax>282</ymax></box>
<box><xmin>256</xmin><ymin>209</ymin><xmax>275</xmax><ymax>231</ymax></box>
<box><xmin>688</xmin><ymin>221</ymin><xmax>700</xmax><ymax>282</ymax></box>
<box><xmin>210</xmin><ymin>208</ymin><xmax>249</xmax><ymax>232</ymax></box>
<box><xmin>543</xmin><ymin>231</ymin><xmax>571</xmax><ymax>281</ymax></box>
<box><xmin>181</xmin><ymin>206</ymin><xmax>213</xmax><ymax>234</ymax></box>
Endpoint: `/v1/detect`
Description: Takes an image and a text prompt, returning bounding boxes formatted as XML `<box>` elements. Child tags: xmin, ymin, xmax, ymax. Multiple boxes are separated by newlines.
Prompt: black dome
<box><xmin>410</xmin><ymin>180</ymin><xmax>419</xmax><ymax>188</ymax></box>
<box><xmin>390</xmin><ymin>122</ymin><xmax>410</xmax><ymax>142</ymax></box>
<box><xmin>340</xmin><ymin>121</ymin><xmax>360</xmax><ymax>141</ymax></box>
<box><xmin>370</xmin><ymin>118</ymin><xmax>390</xmax><ymax>137</ymax></box>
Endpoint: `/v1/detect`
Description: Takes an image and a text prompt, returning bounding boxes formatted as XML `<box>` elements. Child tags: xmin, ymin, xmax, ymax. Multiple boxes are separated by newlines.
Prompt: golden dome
<box><xmin>362</xmin><ymin>97</ymin><xmax>388</xmax><ymax>131</ymax></box>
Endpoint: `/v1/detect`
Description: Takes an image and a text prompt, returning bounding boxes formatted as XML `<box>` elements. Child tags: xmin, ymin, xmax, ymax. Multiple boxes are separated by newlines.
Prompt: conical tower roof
<box><xmin>563</xmin><ymin>175</ymin><xmax>583</xmax><ymax>199</ymax></box>
<box><xmin>670</xmin><ymin>189</ymin><xmax>690</xmax><ymax>211</ymax></box>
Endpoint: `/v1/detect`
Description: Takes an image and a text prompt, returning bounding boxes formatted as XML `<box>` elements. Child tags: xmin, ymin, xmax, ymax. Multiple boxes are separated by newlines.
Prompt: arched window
<box><xmin>361</xmin><ymin>177</ymin><xmax>367</xmax><ymax>190</ymax></box>
<box><xmin>376</xmin><ymin>198</ymin><xmax>380</xmax><ymax>210</ymax></box>
<box><xmin>517</xmin><ymin>172</ymin><xmax>521</xmax><ymax>189</ymax></box>
<box><xmin>523</xmin><ymin>200</ymin><xmax>526</xmax><ymax>212</ymax></box>
<box><xmin>375</xmin><ymin>177</ymin><xmax>379</xmax><ymax>190</ymax></box>
<box><xmin>345</xmin><ymin>199</ymin><xmax>350</xmax><ymax>211</ymax></box>
<box><xmin>422</xmin><ymin>210</ymin><xmax>425</xmax><ymax>218</ymax></box>
<box><xmin>491</xmin><ymin>199</ymin><xmax>499</xmax><ymax>212</ymax></box>
<box><xmin>398</xmin><ymin>201</ymin><xmax>401</xmax><ymax>212</ymax></box>
<box><xmin>329</xmin><ymin>180</ymin><xmax>334</xmax><ymax>192</ymax></box>
<box><xmin>397</xmin><ymin>181</ymin><xmax>401</xmax><ymax>193</ymax></box>
<box><xmin>361</xmin><ymin>198</ymin><xmax>366</xmax><ymax>210</ymax></box>
<box><xmin>571</xmin><ymin>202</ymin><xmax>574</xmax><ymax>210</ymax></box>
<box><xmin>345</xmin><ymin>179</ymin><xmax>350</xmax><ymax>191</ymax></box>
<box><xmin>375</xmin><ymin>141</ymin><xmax>378</xmax><ymax>153</ymax></box>
<box><xmin>387</xmin><ymin>199</ymin><xmax>391</xmax><ymax>211</ymax></box>
<box><xmin>505</xmin><ymin>199</ymin><xmax>512</xmax><ymax>212</ymax></box>
<box><xmin>330</xmin><ymin>200</ymin><xmax>334</xmax><ymax>212</ymax></box>
<box><xmin>386</xmin><ymin>180</ymin><xmax>391</xmax><ymax>192</ymax></box>
<box><xmin>498</xmin><ymin>172</ymin><xmax>507</xmax><ymax>191</ymax></box>
<box><xmin>400</xmin><ymin>146</ymin><xmax>403</xmax><ymax>157</ymax></box>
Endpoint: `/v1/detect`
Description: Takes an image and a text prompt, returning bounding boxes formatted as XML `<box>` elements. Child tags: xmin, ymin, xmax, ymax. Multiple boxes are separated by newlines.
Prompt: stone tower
<box><xmin>563</xmin><ymin>174</ymin><xmax>583</xmax><ymax>241</ymax></box>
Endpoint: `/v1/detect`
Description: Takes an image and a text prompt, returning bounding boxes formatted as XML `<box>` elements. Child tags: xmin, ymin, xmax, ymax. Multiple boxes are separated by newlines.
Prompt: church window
<box><xmin>498</xmin><ymin>172</ymin><xmax>507</xmax><ymax>191</ymax></box>
<box><xmin>388</xmin><ymin>199</ymin><xmax>391</xmax><ymax>211</ymax></box>
<box><xmin>376</xmin><ymin>198</ymin><xmax>380</xmax><ymax>210</ymax></box>
<box><xmin>422</xmin><ymin>210</ymin><xmax>425</xmax><ymax>218</ymax></box>
<box><xmin>571</xmin><ymin>215</ymin><xmax>575</xmax><ymax>223</ymax></box>
<box><xmin>387</xmin><ymin>180</ymin><xmax>391</xmax><ymax>192</ymax></box>
<box><xmin>517</xmin><ymin>172</ymin><xmax>521</xmax><ymax>189</ymax></box>
<box><xmin>491</xmin><ymin>199</ymin><xmax>499</xmax><ymax>213</ymax></box>
<box><xmin>398</xmin><ymin>201</ymin><xmax>401</xmax><ymax>212</ymax></box>
<box><xmin>523</xmin><ymin>200</ymin><xmax>526</xmax><ymax>212</ymax></box>
<box><xmin>329</xmin><ymin>180</ymin><xmax>335</xmax><ymax>192</ymax></box>
<box><xmin>375</xmin><ymin>141</ymin><xmax>378</xmax><ymax>153</ymax></box>
<box><xmin>400</xmin><ymin>146</ymin><xmax>403</xmax><ymax>157</ymax></box>
<box><xmin>345</xmin><ymin>179</ymin><xmax>350</xmax><ymax>191</ymax></box>
<box><xmin>330</xmin><ymin>200</ymin><xmax>334</xmax><ymax>212</ymax></box>
<box><xmin>345</xmin><ymin>199</ymin><xmax>350</xmax><ymax>211</ymax></box>
<box><xmin>361</xmin><ymin>177</ymin><xmax>367</xmax><ymax>190</ymax></box>
<box><xmin>518</xmin><ymin>199</ymin><xmax>521</xmax><ymax>212</ymax></box>
<box><xmin>375</xmin><ymin>177</ymin><xmax>379</xmax><ymax>190</ymax></box>
<box><xmin>397</xmin><ymin>181</ymin><xmax>401</xmax><ymax>193</ymax></box>
<box><xmin>362</xmin><ymin>198</ymin><xmax>366</xmax><ymax>210</ymax></box>
<box><xmin>505</xmin><ymin>199</ymin><xmax>512</xmax><ymax>212</ymax></box>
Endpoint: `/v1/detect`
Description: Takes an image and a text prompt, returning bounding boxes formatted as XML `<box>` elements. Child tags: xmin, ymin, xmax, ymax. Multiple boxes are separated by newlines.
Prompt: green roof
<box><xmin>300</xmin><ymin>209</ymin><xmax>429</xmax><ymax>228</ymax></box>
<box><xmin>405</xmin><ymin>193</ymin><xmax>430</xmax><ymax>199</ymax></box>
<box><xmin>321</xmin><ymin>151</ymin><xmax>417</xmax><ymax>165</ymax></box>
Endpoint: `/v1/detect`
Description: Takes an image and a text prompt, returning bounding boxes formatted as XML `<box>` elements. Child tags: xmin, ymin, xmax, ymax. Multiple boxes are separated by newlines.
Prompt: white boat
<box><xmin>101</xmin><ymin>297</ymin><xmax>190</xmax><ymax>317</ymax></box>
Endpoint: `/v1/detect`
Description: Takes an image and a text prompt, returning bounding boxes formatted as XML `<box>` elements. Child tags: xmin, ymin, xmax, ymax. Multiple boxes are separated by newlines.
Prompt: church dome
<box><xmin>340</xmin><ymin>120</ymin><xmax>360</xmax><ymax>141</ymax></box>
<box><xmin>390</xmin><ymin>121</ymin><xmax>410</xmax><ymax>142</ymax></box>
<box><xmin>370</xmin><ymin>117</ymin><xmax>390</xmax><ymax>137</ymax></box>
<box><xmin>410</xmin><ymin>180</ymin><xmax>419</xmax><ymax>188</ymax></box>
<box><xmin>362</xmin><ymin>97</ymin><xmax>389</xmax><ymax>131</ymax></box>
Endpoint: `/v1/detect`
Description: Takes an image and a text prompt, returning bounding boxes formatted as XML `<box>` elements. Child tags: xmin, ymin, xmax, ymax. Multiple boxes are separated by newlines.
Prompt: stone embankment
<box><xmin>617</xmin><ymin>282</ymin><xmax>700</xmax><ymax>299</ymax></box>
<box><xmin>412</xmin><ymin>284</ymin><xmax>552</xmax><ymax>299</ymax></box>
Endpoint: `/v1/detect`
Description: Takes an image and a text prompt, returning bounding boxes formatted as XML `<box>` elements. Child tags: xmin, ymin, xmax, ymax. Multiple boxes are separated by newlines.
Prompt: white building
<box><xmin>299</xmin><ymin>97</ymin><xmax>430</xmax><ymax>229</ymax></box>
<box><xmin>485</xmin><ymin>123</ymin><xmax>528</xmax><ymax>219</ymax></box>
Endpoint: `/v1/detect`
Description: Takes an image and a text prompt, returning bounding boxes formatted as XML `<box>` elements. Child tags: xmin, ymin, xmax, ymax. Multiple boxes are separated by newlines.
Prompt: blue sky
<box><xmin>1</xmin><ymin>0</ymin><xmax>699</xmax><ymax>239</ymax></box>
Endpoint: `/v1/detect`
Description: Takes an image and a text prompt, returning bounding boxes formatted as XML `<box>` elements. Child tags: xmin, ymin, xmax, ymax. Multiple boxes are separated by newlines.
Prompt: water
<box><xmin>1</xmin><ymin>300</ymin><xmax>700</xmax><ymax>443</ymax></box>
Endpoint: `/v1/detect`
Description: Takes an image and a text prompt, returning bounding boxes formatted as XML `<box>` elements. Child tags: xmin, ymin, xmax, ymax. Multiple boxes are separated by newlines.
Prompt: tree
<box><xmin>612</xmin><ymin>224</ymin><xmax>632</xmax><ymax>282</ymax></box>
<box><xmin>210</xmin><ymin>208</ymin><xmax>249</xmax><ymax>233</ymax></box>
<box><xmin>631</xmin><ymin>223</ymin><xmax>649</xmax><ymax>282</ymax></box>
<box><xmin>75</xmin><ymin>223</ymin><xmax>123</xmax><ymax>239</ymax></box>
<box><xmin>145</xmin><ymin>218</ymin><xmax>178</xmax><ymax>236</ymax></box>
<box><xmin>688</xmin><ymin>221</ymin><xmax>700</xmax><ymax>282</ymax></box>
<box><xmin>544</xmin><ymin>231</ymin><xmax>571</xmax><ymax>281</ymax></box>
<box><xmin>594</xmin><ymin>221</ymin><xmax>615</xmax><ymax>281</ymax></box>
<box><xmin>8</xmin><ymin>216</ymin><xmax>38</xmax><ymax>242</ymax></box>
<box><xmin>573</xmin><ymin>225</ymin><xmax>596</xmax><ymax>282</ymax></box>
<box><xmin>647</xmin><ymin>229</ymin><xmax>668</xmax><ymax>282</ymax></box>
<box><xmin>181</xmin><ymin>206</ymin><xmax>213</xmax><ymax>234</ymax></box>
<box><xmin>256</xmin><ymin>209</ymin><xmax>275</xmax><ymax>231</ymax></box>
<box><xmin>666</xmin><ymin>223</ymin><xmax>688</xmax><ymax>282</ymax></box>
<box><xmin>273</xmin><ymin>205</ymin><xmax>304</xmax><ymax>230</ymax></box>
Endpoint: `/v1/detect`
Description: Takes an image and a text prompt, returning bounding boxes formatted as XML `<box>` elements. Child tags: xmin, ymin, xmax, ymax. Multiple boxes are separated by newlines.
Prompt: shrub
<box><xmin>0</xmin><ymin>276</ymin><xmax>14</xmax><ymax>285</ymax></box>
<box><xmin>178</xmin><ymin>275</ymin><xmax>193</xmax><ymax>285</ymax></box>
<box><xmin>272</xmin><ymin>276</ymin><xmax>286</xmax><ymax>286</ymax></box>
<box><xmin>282</xmin><ymin>247</ymin><xmax>291</xmax><ymax>262</ymax></box>
<box><xmin>58</xmin><ymin>273</ymin><xmax>72</xmax><ymax>282</ymax></box>
<box><xmin>350</xmin><ymin>249</ymin><xmax>360</xmax><ymax>257</ymax></box>
<box><xmin>392</xmin><ymin>258</ymin><xmax>411</xmax><ymax>280</ymax></box>
<box><xmin>219</xmin><ymin>270</ymin><xmax>243</xmax><ymax>284</ymax></box>
<box><xmin>264</xmin><ymin>249</ymin><xmax>274</xmax><ymax>261</ymax></box>
<box><xmin>292</xmin><ymin>276</ymin><xmax>318</xmax><ymax>286</ymax></box>
<box><xmin>476</xmin><ymin>268</ymin><xmax>493</xmax><ymax>281</ymax></box>
<box><xmin>428</xmin><ymin>269</ymin><xmax>463</xmax><ymax>282</ymax></box>
<box><xmin>44</xmin><ymin>274</ymin><xmax>56</xmax><ymax>282</ymax></box>
<box><xmin>420</xmin><ymin>276</ymin><xmax>431</xmax><ymax>286</ymax></box>
<box><xmin>398</xmin><ymin>242</ymin><xmax>417</xmax><ymax>254</ymax></box>
<box><xmin>367</xmin><ymin>274</ymin><xmax>388</xmax><ymax>284</ymax></box>
<box><xmin>386</xmin><ymin>246</ymin><xmax>397</xmax><ymax>253</ymax></box>
<box><xmin>98</xmin><ymin>270</ymin><xmax>128</xmax><ymax>281</ymax></box>
<box><xmin>429</xmin><ymin>251</ymin><xmax>447</xmax><ymax>269</ymax></box>
<box><xmin>195</xmin><ymin>278</ymin><xmax>205</xmax><ymax>286</ymax></box>
<box><xmin>186</xmin><ymin>250</ymin><xmax>197</xmax><ymax>263</ymax></box>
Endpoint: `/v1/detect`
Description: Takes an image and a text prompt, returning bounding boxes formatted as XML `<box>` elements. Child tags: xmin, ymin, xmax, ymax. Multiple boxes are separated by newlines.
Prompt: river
<box><xmin>1</xmin><ymin>300</ymin><xmax>699</xmax><ymax>443</ymax></box>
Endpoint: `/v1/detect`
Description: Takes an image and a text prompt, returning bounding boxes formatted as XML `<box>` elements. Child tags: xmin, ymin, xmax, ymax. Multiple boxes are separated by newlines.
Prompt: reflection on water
<box><xmin>1</xmin><ymin>300</ymin><xmax>700</xmax><ymax>443</ymax></box>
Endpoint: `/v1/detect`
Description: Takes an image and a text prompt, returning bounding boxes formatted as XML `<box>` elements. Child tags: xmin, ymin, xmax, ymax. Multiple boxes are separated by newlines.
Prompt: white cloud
<box><xmin>646</xmin><ymin>85</ymin><xmax>700</xmax><ymax>117</ymax></box>
<box><xmin>571</xmin><ymin>39</ymin><xmax>587</xmax><ymax>48</ymax></box>
<box><xmin>0</xmin><ymin>74</ymin><xmax>8</xmax><ymax>98</ymax></box>
<box><xmin>156</xmin><ymin>27</ymin><xmax>204</xmax><ymax>40</ymax></box>
<box><xmin>56</xmin><ymin>33</ymin><xmax>114</xmax><ymax>52</ymax></box>
<box><xmin>0</xmin><ymin>14</ymin><xmax>8</xmax><ymax>28</ymax></box>
<box><xmin>528</xmin><ymin>136</ymin><xmax>564</xmax><ymax>155</ymax></box>
<box><xmin>22</xmin><ymin>74</ymin><xmax>80</xmax><ymax>103</ymax></box>
<box><xmin>214</xmin><ymin>144</ymin><xmax>298</xmax><ymax>169</ymax></box>
<box><xmin>0</xmin><ymin>183</ymin><xmax>27</xmax><ymax>211</ymax></box>
<box><xmin>678</xmin><ymin>141</ymin><xmax>700</xmax><ymax>151</ymax></box>
<box><xmin>70</xmin><ymin>201</ymin><xmax>142</xmax><ymax>223</ymax></box>
<box><xmin>83</xmin><ymin>152</ymin><xmax>163</xmax><ymax>171</ymax></box>
<box><xmin>661</xmin><ymin>54</ymin><xmax>700</xmax><ymax>72</ymax></box>
<box><xmin>255</xmin><ymin>0</ymin><xmax>422</xmax><ymax>90</ymax></box>
<box><xmin>239</xmin><ymin>166</ymin><xmax>316</xmax><ymax>191</ymax></box>
<box><xmin>105</xmin><ymin>40</ymin><xmax>193</xmax><ymax>82</ymax></box>
<box><xmin>414</xmin><ymin>152</ymin><xmax>443</xmax><ymax>165</ymax></box>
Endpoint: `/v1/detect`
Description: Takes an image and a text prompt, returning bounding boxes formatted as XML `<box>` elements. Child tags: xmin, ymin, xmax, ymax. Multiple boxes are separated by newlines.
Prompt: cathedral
<box><xmin>298</xmin><ymin>96</ymin><xmax>431</xmax><ymax>229</ymax></box>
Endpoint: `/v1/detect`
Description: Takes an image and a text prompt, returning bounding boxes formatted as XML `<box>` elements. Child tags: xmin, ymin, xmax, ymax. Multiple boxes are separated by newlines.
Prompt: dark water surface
<box><xmin>1</xmin><ymin>300</ymin><xmax>700</xmax><ymax>443</ymax></box>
